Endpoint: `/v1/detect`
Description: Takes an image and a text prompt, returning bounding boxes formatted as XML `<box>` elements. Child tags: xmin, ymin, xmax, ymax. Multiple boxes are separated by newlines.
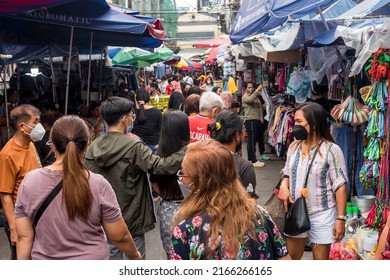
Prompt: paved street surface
<box><xmin>0</xmin><ymin>144</ymin><xmax>312</xmax><ymax>260</ymax></box>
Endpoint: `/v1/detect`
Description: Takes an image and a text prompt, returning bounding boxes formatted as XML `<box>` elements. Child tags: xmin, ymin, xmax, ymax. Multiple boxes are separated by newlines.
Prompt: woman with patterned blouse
<box><xmin>170</xmin><ymin>139</ymin><xmax>290</xmax><ymax>260</ymax></box>
<box><xmin>278</xmin><ymin>102</ymin><xmax>348</xmax><ymax>260</ymax></box>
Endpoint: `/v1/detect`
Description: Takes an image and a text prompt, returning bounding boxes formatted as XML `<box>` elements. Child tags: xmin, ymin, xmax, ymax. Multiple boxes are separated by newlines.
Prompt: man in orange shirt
<box><xmin>0</xmin><ymin>104</ymin><xmax>43</xmax><ymax>259</ymax></box>
<box><xmin>189</xmin><ymin>91</ymin><xmax>223</xmax><ymax>143</ymax></box>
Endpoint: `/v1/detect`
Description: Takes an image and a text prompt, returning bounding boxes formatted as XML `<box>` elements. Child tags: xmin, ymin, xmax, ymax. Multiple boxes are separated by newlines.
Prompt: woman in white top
<box><xmin>201</xmin><ymin>77</ymin><xmax>214</xmax><ymax>92</ymax></box>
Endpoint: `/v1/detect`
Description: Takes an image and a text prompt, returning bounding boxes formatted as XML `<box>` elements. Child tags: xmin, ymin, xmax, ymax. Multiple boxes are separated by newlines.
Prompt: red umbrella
<box><xmin>181</xmin><ymin>61</ymin><xmax>203</xmax><ymax>71</ymax></box>
<box><xmin>191</xmin><ymin>62</ymin><xmax>203</xmax><ymax>71</ymax></box>
<box><xmin>193</xmin><ymin>35</ymin><xmax>231</xmax><ymax>48</ymax></box>
<box><xmin>205</xmin><ymin>47</ymin><xmax>218</xmax><ymax>64</ymax></box>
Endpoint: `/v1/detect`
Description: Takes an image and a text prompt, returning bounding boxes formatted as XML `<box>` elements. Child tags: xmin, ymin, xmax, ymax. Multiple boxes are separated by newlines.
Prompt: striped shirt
<box><xmin>282</xmin><ymin>141</ymin><xmax>347</xmax><ymax>214</ymax></box>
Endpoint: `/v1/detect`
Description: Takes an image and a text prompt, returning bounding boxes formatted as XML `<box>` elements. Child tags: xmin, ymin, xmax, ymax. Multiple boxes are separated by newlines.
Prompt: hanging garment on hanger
<box><xmin>332</xmin><ymin>125</ymin><xmax>365</xmax><ymax>197</ymax></box>
<box><xmin>278</xmin><ymin>65</ymin><xmax>287</xmax><ymax>93</ymax></box>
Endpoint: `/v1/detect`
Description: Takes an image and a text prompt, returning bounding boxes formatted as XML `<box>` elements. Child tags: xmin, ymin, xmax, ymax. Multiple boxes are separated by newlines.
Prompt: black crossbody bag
<box><xmin>33</xmin><ymin>180</ymin><xmax>63</xmax><ymax>229</ymax></box>
<box><xmin>284</xmin><ymin>146</ymin><xmax>319</xmax><ymax>236</ymax></box>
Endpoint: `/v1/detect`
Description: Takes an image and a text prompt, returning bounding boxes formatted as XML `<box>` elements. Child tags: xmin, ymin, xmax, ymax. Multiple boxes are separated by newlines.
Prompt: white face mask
<box><xmin>23</xmin><ymin>123</ymin><xmax>46</xmax><ymax>142</ymax></box>
<box><xmin>207</xmin><ymin>81</ymin><xmax>211</xmax><ymax>84</ymax></box>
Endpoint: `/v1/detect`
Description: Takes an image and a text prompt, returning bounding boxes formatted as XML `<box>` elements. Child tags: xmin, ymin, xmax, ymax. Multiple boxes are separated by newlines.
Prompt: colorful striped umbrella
<box><xmin>168</xmin><ymin>58</ymin><xmax>203</xmax><ymax>71</ymax></box>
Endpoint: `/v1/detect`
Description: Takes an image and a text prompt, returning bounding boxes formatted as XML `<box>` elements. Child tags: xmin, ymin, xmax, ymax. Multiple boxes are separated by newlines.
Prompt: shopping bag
<box><xmin>264</xmin><ymin>180</ymin><xmax>285</xmax><ymax>233</ymax></box>
<box><xmin>284</xmin><ymin>196</ymin><xmax>311</xmax><ymax>236</ymax></box>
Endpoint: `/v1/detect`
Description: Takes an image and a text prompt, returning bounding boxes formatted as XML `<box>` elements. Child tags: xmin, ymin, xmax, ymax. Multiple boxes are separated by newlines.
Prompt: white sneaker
<box><xmin>253</xmin><ymin>160</ymin><xmax>265</xmax><ymax>168</ymax></box>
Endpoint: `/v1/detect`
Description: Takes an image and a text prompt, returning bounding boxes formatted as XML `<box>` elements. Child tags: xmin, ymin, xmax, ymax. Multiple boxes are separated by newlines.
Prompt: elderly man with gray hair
<box><xmin>189</xmin><ymin>91</ymin><xmax>223</xmax><ymax>143</ymax></box>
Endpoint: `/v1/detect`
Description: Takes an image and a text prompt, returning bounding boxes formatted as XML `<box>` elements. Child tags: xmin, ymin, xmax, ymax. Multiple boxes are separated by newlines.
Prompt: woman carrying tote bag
<box><xmin>278</xmin><ymin>102</ymin><xmax>348</xmax><ymax>260</ymax></box>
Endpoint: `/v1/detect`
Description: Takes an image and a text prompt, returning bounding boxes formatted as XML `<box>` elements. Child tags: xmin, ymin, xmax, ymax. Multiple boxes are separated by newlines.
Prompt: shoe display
<box><xmin>259</xmin><ymin>155</ymin><xmax>270</xmax><ymax>161</ymax></box>
<box><xmin>252</xmin><ymin>161</ymin><xmax>265</xmax><ymax>168</ymax></box>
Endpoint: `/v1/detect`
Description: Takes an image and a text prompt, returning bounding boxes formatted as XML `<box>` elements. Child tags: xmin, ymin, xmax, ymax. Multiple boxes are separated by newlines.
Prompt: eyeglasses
<box><xmin>176</xmin><ymin>169</ymin><xmax>188</xmax><ymax>181</ymax></box>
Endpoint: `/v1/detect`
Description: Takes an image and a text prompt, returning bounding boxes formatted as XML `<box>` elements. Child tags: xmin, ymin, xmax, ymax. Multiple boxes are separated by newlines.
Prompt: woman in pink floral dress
<box><xmin>170</xmin><ymin>139</ymin><xmax>290</xmax><ymax>260</ymax></box>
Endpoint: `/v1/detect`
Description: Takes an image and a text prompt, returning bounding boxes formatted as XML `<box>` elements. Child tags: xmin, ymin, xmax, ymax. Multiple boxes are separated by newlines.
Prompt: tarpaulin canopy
<box><xmin>0</xmin><ymin>0</ymin><xmax>165</xmax><ymax>52</ymax></box>
<box><xmin>308</xmin><ymin>19</ymin><xmax>385</xmax><ymax>47</ymax></box>
<box><xmin>193</xmin><ymin>35</ymin><xmax>231</xmax><ymax>48</ymax></box>
<box><xmin>0</xmin><ymin>0</ymin><xmax>76</xmax><ymax>14</ymax></box>
<box><xmin>230</xmin><ymin>0</ymin><xmax>338</xmax><ymax>44</ymax></box>
<box><xmin>310</xmin><ymin>0</ymin><xmax>357</xmax><ymax>20</ymax></box>
<box><xmin>338</xmin><ymin>0</ymin><xmax>390</xmax><ymax>18</ymax></box>
<box><xmin>0</xmin><ymin>0</ymin><xmax>166</xmax><ymax>115</ymax></box>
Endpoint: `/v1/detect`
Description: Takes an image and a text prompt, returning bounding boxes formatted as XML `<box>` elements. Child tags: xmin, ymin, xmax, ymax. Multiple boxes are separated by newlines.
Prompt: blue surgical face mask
<box><xmin>127</xmin><ymin>121</ymin><xmax>134</xmax><ymax>133</ymax></box>
<box><xmin>125</xmin><ymin>115</ymin><xmax>134</xmax><ymax>133</ymax></box>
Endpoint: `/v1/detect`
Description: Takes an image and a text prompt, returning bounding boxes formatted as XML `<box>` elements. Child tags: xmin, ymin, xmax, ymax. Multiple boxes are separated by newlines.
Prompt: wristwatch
<box><xmin>336</xmin><ymin>215</ymin><xmax>347</xmax><ymax>221</ymax></box>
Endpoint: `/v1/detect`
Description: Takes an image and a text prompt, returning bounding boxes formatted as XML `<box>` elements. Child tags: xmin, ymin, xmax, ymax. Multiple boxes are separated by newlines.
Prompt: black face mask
<box><xmin>292</xmin><ymin>125</ymin><xmax>309</xmax><ymax>140</ymax></box>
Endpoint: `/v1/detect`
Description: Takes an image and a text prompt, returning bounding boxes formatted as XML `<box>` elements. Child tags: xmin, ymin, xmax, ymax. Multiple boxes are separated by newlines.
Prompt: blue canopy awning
<box><xmin>0</xmin><ymin>28</ymin><xmax>69</xmax><ymax>64</ymax></box>
<box><xmin>0</xmin><ymin>0</ymin><xmax>165</xmax><ymax>62</ymax></box>
<box><xmin>310</xmin><ymin>0</ymin><xmax>357</xmax><ymax>19</ymax></box>
<box><xmin>230</xmin><ymin>0</ymin><xmax>338</xmax><ymax>44</ymax></box>
<box><xmin>0</xmin><ymin>0</ymin><xmax>81</xmax><ymax>14</ymax></box>
<box><xmin>338</xmin><ymin>0</ymin><xmax>390</xmax><ymax>18</ymax></box>
<box><xmin>307</xmin><ymin>19</ymin><xmax>385</xmax><ymax>47</ymax></box>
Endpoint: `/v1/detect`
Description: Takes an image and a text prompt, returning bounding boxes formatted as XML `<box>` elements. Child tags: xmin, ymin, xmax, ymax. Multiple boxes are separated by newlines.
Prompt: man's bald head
<box><xmin>10</xmin><ymin>104</ymin><xmax>40</xmax><ymax>131</ymax></box>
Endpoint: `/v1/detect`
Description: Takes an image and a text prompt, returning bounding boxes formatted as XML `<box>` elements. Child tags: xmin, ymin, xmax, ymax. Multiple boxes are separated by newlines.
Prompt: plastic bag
<box><xmin>329</xmin><ymin>238</ymin><xmax>359</xmax><ymax>260</ymax></box>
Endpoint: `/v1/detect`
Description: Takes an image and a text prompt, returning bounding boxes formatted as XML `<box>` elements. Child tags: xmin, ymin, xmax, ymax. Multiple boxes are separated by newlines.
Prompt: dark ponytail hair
<box><xmin>208</xmin><ymin>110</ymin><xmax>243</xmax><ymax>144</ymax></box>
<box><xmin>50</xmin><ymin>115</ymin><xmax>92</xmax><ymax>221</ymax></box>
<box><xmin>136</xmin><ymin>89</ymin><xmax>150</xmax><ymax>124</ymax></box>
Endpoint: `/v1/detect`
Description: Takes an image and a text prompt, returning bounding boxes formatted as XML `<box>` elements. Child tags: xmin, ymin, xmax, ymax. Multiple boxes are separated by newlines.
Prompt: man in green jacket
<box><xmin>84</xmin><ymin>96</ymin><xmax>186</xmax><ymax>260</ymax></box>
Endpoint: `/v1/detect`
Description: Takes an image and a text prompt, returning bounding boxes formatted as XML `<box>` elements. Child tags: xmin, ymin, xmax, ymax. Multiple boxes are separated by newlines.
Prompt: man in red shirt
<box><xmin>189</xmin><ymin>91</ymin><xmax>223</xmax><ymax>143</ymax></box>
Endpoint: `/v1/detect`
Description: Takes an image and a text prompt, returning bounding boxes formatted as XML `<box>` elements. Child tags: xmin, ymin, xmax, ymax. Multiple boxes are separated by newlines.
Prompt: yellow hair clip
<box><xmin>215</xmin><ymin>122</ymin><xmax>221</xmax><ymax>131</ymax></box>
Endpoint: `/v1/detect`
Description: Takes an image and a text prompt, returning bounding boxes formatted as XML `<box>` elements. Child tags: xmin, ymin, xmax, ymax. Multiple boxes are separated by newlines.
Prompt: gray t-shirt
<box><xmin>233</xmin><ymin>153</ymin><xmax>258</xmax><ymax>199</ymax></box>
<box><xmin>15</xmin><ymin>168</ymin><xmax>121</xmax><ymax>260</ymax></box>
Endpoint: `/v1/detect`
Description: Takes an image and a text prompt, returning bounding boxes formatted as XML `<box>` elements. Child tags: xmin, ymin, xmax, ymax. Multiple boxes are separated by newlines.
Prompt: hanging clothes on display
<box><xmin>268</xmin><ymin>102</ymin><xmax>294</xmax><ymax>159</ymax></box>
<box><xmin>226</xmin><ymin>76</ymin><xmax>238</xmax><ymax>95</ymax></box>
<box><xmin>127</xmin><ymin>72</ymin><xmax>138</xmax><ymax>92</ymax></box>
<box><xmin>223</xmin><ymin>61</ymin><xmax>236</xmax><ymax>78</ymax></box>
<box><xmin>243</xmin><ymin>69</ymin><xmax>254</xmax><ymax>82</ymax></box>
<box><xmin>237</xmin><ymin>73</ymin><xmax>244</xmax><ymax>96</ymax></box>
<box><xmin>254</xmin><ymin>64</ymin><xmax>263</xmax><ymax>85</ymax></box>
<box><xmin>278</xmin><ymin>65</ymin><xmax>287</xmax><ymax>93</ymax></box>
<box><xmin>287</xmin><ymin>67</ymin><xmax>311</xmax><ymax>104</ymax></box>
<box><xmin>259</xmin><ymin>87</ymin><xmax>273</xmax><ymax>122</ymax></box>
<box><xmin>332</xmin><ymin>125</ymin><xmax>366</xmax><ymax>198</ymax></box>
<box><xmin>154</xmin><ymin>63</ymin><xmax>166</xmax><ymax>79</ymax></box>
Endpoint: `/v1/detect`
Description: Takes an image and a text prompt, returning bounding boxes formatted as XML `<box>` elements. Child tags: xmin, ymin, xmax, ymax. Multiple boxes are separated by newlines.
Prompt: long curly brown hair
<box><xmin>173</xmin><ymin>139</ymin><xmax>259</xmax><ymax>258</ymax></box>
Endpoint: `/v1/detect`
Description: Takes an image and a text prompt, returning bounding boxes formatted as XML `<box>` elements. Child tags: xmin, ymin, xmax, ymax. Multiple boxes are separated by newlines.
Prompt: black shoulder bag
<box><xmin>33</xmin><ymin>180</ymin><xmax>63</xmax><ymax>229</ymax></box>
<box><xmin>284</xmin><ymin>147</ymin><xmax>319</xmax><ymax>236</ymax></box>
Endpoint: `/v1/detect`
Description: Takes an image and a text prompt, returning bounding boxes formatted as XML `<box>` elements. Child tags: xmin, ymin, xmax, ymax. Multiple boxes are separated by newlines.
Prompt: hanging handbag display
<box><xmin>284</xmin><ymin>147</ymin><xmax>319</xmax><ymax>236</ymax></box>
